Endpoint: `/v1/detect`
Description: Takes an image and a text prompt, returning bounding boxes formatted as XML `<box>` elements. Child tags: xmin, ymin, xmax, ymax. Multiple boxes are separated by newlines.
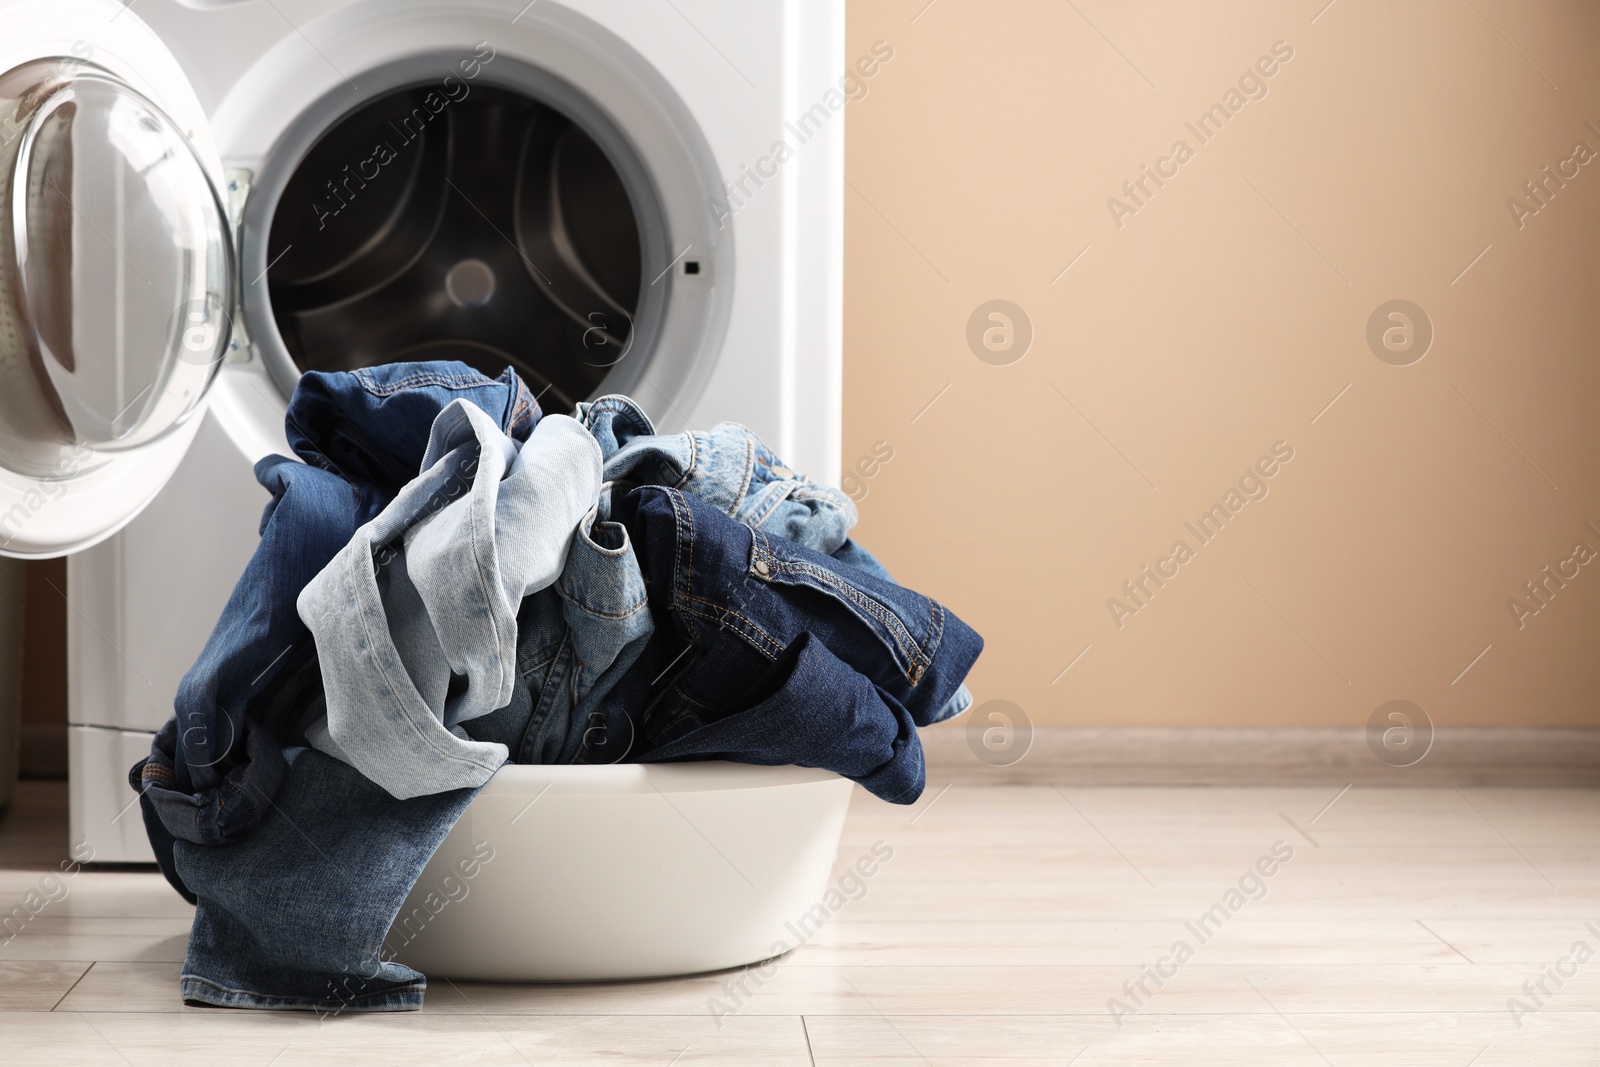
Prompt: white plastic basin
<box><xmin>387</xmin><ymin>761</ymin><xmax>854</xmax><ymax>981</ymax></box>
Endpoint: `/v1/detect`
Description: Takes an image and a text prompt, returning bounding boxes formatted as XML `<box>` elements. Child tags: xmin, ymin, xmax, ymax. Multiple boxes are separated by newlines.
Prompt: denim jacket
<box><xmin>300</xmin><ymin>401</ymin><xmax>601</xmax><ymax>799</ymax></box>
<box><xmin>613</xmin><ymin>486</ymin><xmax>984</xmax><ymax>804</ymax></box>
<box><xmin>134</xmin><ymin>363</ymin><xmax>537</xmax><ymax>898</ymax></box>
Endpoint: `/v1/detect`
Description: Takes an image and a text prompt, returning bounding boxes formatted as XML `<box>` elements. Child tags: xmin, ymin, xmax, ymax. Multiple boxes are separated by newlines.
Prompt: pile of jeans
<box><xmin>131</xmin><ymin>361</ymin><xmax>982</xmax><ymax>1011</ymax></box>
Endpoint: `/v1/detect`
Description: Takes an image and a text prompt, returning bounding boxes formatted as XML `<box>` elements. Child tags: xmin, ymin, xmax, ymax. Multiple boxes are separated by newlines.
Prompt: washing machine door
<box><xmin>0</xmin><ymin>45</ymin><xmax>232</xmax><ymax>558</ymax></box>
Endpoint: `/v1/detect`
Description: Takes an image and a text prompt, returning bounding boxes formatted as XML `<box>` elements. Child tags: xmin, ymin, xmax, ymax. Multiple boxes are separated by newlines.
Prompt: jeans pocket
<box><xmin>747</xmin><ymin>533</ymin><xmax>942</xmax><ymax>687</ymax></box>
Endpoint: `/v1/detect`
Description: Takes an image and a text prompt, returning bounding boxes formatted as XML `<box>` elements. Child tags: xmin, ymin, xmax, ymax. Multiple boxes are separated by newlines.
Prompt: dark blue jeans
<box><xmin>613</xmin><ymin>486</ymin><xmax>984</xmax><ymax>804</ymax></box>
<box><xmin>134</xmin><ymin>362</ymin><xmax>537</xmax><ymax>899</ymax></box>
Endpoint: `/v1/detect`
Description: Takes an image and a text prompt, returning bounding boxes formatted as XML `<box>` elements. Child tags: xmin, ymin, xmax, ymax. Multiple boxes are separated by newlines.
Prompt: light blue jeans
<box><xmin>299</xmin><ymin>400</ymin><xmax>601</xmax><ymax>798</ymax></box>
<box><xmin>576</xmin><ymin>395</ymin><xmax>859</xmax><ymax>555</ymax></box>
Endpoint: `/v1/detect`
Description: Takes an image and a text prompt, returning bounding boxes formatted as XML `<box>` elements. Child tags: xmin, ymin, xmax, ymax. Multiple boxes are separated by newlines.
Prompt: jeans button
<box><xmin>771</xmin><ymin>465</ymin><xmax>793</xmax><ymax>478</ymax></box>
<box><xmin>753</xmin><ymin>559</ymin><xmax>771</xmax><ymax>578</ymax></box>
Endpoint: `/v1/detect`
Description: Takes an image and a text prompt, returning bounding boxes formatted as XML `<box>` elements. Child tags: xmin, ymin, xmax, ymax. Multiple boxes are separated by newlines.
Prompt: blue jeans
<box><xmin>579</xmin><ymin>395</ymin><xmax>971</xmax><ymax>725</ymax></box>
<box><xmin>134</xmin><ymin>362</ymin><xmax>538</xmax><ymax>899</ymax></box>
<box><xmin>289</xmin><ymin>363</ymin><xmax>538</xmax><ymax>489</ymax></box>
<box><xmin>613</xmin><ymin>486</ymin><xmax>984</xmax><ymax>804</ymax></box>
<box><xmin>174</xmin><ymin>747</ymin><xmax>484</xmax><ymax>1011</ymax></box>
<box><xmin>175</xmin><ymin>654</ymin><xmax>537</xmax><ymax>1013</ymax></box>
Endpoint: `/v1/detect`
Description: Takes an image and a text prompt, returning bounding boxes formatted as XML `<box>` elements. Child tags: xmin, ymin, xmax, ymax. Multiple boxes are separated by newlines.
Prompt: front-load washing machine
<box><xmin>0</xmin><ymin>0</ymin><xmax>845</xmax><ymax>861</ymax></box>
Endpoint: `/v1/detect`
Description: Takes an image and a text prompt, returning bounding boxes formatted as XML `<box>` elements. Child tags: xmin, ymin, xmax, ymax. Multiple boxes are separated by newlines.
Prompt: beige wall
<box><xmin>843</xmin><ymin>0</ymin><xmax>1600</xmax><ymax>728</ymax></box>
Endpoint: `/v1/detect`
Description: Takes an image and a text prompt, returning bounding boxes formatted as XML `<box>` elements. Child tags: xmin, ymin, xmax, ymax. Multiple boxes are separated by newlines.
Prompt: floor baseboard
<box><xmin>920</xmin><ymin>726</ymin><xmax>1600</xmax><ymax>786</ymax></box>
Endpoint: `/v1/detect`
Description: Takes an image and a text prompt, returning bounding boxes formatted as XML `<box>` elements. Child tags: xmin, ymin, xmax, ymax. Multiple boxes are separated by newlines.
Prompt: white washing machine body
<box><xmin>0</xmin><ymin>0</ymin><xmax>845</xmax><ymax>860</ymax></box>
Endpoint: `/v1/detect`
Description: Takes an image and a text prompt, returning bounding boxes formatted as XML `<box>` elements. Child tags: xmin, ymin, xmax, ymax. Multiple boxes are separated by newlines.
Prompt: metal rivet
<box><xmin>754</xmin><ymin>559</ymin><xmax>771</xmax><ymax>577</ymax></box>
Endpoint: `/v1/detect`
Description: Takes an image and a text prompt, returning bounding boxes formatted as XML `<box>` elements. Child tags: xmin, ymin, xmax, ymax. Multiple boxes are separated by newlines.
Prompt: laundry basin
<box><xmin>387</xmin><ymin>761</ymin><xmax>855</xmax><ymax>981</ymax></box>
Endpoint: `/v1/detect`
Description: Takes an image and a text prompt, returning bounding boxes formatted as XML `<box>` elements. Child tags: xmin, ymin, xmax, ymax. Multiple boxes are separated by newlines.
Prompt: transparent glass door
<box><xmin>0</xmin><ymin>59</ymin><xmax>232</xmax><ymax>482</ymax></box>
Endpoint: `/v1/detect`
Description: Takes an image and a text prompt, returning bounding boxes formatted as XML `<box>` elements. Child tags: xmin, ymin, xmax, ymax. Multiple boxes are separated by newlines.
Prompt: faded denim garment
<box><xmin>613</xmin><ymin>486</ymin><xmax>985</xmax><ymax>804</ymax></box>
<box><xmin>174</xmin><ymin>746</ymin><xmax>480</xmax><ymax>1012</ymax></box>
<box><xmin>134</xmin><ymin>361</ymin><xmax>537</xmax><ymax>899</ymax></box>
<box><xmin>510</xmin><ymin>491</ymin><xmax>655</xmax><ymax>766</ymax></box>
<box><xmin>830</xmin><ymin>539</ymin><xmax>973</xmax><ymax>725</ymax></box>
<box><xmin>576</xmin><ymin>394</ymin><xmax>857</xmax><ymax>555</ymax></box>
<box><xmin>300</xmin><ymin>401</ymin><xmax>601</xmax><ymax>799</ymax></box>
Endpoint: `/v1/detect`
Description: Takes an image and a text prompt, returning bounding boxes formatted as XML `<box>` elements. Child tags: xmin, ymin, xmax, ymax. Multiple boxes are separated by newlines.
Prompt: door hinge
<box><xmin>224</xmin><ymin>168</ymin><xmax>253</xmax><ymax>363</ymax></box>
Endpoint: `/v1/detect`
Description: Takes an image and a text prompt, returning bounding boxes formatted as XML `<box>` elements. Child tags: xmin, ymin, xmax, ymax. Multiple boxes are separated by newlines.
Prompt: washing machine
<box><xmin>0</xmin><ymin>0</ymin><xmax>845</xmax><ymax>861</ymax></box>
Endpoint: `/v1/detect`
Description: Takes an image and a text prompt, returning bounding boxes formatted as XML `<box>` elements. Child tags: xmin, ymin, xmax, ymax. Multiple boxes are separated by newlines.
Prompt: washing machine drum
<box><xmin>264</xmin><ymin>84</ymin><xmax>641</xmax><ymax>416</ymax></box>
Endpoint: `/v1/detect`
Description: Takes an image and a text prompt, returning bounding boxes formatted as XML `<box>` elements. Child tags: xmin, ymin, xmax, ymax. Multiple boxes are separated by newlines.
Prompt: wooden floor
<box><xmin>1</xmin><ymin>778</ymin><xmax>1598</xmax><ymax>1064</ymax></box>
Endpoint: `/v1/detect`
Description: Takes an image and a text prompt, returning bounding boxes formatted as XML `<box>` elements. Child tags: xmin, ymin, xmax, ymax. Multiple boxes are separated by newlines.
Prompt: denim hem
<box><xmin>927</xmin><ymin>683</ymin><xmax>973</xmax><ymax>724</ymax></box>
<box><xmin>179</xmin><ymin>974</ymin><xmax>426</xmax><ymax>1013</ymax></box>
<box><xmin>350</xmin><ymin>365</ymin><xmax>504</xmax><ymax>397</ymax></box>
<box><xmin>876</xmin><ymin>778</ymin><xmax>926</xmax><ymax>805</ymax></box>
